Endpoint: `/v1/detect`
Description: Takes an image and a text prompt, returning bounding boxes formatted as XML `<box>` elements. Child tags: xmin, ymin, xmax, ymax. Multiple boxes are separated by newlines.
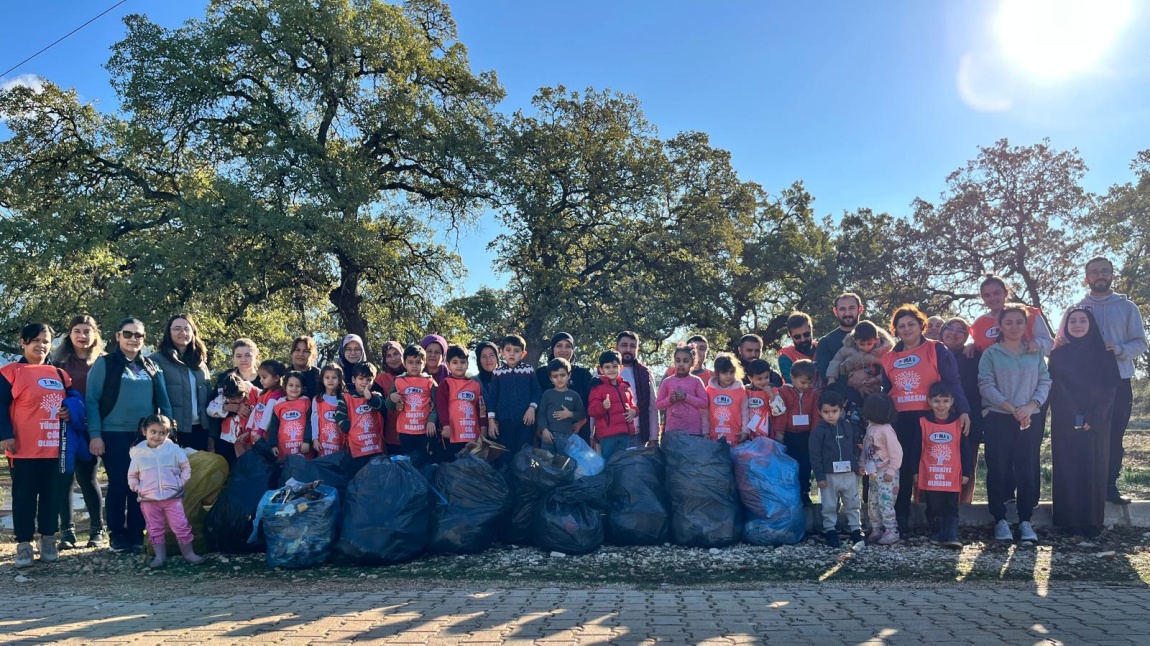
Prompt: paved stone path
<box><xmin>2</xmin><ymin>585</ymin><xmax>1149</xmax><ymax>645</ymax></box>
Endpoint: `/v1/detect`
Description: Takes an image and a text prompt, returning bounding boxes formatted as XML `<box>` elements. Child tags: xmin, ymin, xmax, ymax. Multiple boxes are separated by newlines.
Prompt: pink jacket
<box><xmin>128</xmin><ymin>439</ymin><xmax>191</xmax><ymax>502</ymax></box>
<box><xmin>862</xmin><ymin>422</ymin><xmax>903</xmax><ymax>478</ymax></box>
<box><xmin>656</xmin><ymin>374</ymin><xmax>709</xmax><ymax>435</ymax></box>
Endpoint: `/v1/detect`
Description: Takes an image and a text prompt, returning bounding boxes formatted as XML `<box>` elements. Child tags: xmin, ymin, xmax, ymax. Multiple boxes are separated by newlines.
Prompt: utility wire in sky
<box><xmin>0</xmin><ymin>0</ymin><xmax>130</xmax><ymax>79</ymax></box>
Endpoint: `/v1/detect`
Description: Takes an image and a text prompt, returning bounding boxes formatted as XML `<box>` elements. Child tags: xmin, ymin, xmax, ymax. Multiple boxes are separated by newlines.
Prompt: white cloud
<box><xmin>956</xmin><ymin>52</ymin><xmax>1013</xmax><ymax>113</ymax></box>
<box><xmin>0</xmin><ymin>74</ymin><xmax>44</xmax><ymax>93</ymax></box>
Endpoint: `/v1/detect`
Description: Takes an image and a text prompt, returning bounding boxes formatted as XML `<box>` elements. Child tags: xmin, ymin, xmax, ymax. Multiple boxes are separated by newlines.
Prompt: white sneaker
<box><xmin>1019</xmin><ymin>521</ymin><xmax>1038</xmax><ymax>542</ymax></box>
<box><xmin>994</xmin><ymin>519</ymin><xmax>1014</xmax><ymax>541</ymax></box>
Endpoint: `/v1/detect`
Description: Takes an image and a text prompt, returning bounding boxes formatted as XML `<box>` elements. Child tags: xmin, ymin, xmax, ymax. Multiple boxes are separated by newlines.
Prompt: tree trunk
<box><xmin>330</xmin><ymin>254</ymin><xmax>371</xmax><ymax>359</ymax></box>
<box><xmin>523</xmin><ymin>317</ymin><xmax>547</xmax><ymax>370</ymax></box>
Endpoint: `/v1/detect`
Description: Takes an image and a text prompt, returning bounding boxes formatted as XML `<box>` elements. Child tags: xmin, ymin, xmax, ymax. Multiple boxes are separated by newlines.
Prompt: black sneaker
<box><xmin>88</xmin><ymin>529</ymin><xmax>108</xmax><ymax>548</ymax></box>
<box><xmin>109</xmin><ymin>533</ymin><xmax>141</xmax><ymax>553</ymax></box>
<box><xmin>850</xmin><ymin>529</ymin><xmax>865</xmax><ymax>545</ymax></box>
<box><xmin>59</xmin><ymin>528</ymin><xmax>78</xmax><ymax>550</ymax></box>
<box><xmin>824</xmin><ymin>530</ymin><xmax>841</xmax><ymax>548</ymax></box>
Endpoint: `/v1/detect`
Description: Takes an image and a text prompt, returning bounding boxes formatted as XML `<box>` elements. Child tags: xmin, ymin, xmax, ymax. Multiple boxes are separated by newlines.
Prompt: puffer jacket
<box><xmin>827</xmin><ymin>326</ymin><xmax>895</xmax><ymax>380</ymax></box>
<box><xmin>128</xmin><ymin>438</ymin><xmax>191</xmax><ymax>502</ymax></box>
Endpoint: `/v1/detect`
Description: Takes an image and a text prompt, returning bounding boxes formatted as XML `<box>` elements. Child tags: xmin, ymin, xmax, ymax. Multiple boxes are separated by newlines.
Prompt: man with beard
<box><xmin>615</xmin><ymin>331</ymin><xmax>659</xmax><ymax>445</ymax></box>
<box><xmin>778</xmin><ymin>311</ymin><xmax>817</xmax><ymax>384</ymax></box>
<box><xmin>815</xmin><ymin>293</ymin><xmax>864</xmax><ymax>382</ymax></box>
<box><xmin>1057</xmin><ymin>257</ymin><xmax>1147</xmax><ymax>504</ymax></box>
<box><xmin>736</xmin><ymin>333</ymin><xmax>782</xmax><ymax>387</ymax></box>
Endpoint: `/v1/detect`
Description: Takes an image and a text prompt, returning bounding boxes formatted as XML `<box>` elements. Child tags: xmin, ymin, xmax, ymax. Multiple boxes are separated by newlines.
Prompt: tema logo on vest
<box><xmin>892</xmin><ymin>355</ymin><xmax>920</xmax><ymax>370</ymax></box>
<box><xmin>282</xmin><ymin>410</ymin><xmax>303</xmax><ymax>421</ymax></box>
<box><xmin>355</xmin><ymin>404</ymin><xmax>371</xmax><ymax>414</ymax></box>
<box><xmin>457</xmin><ymin>391</ymin><xmax>476</xmax><ymax>401</ymax></box>
<box><xmin>747</xmin><ymin>396</ymin><xmax>765</xmax><ymax>407</ymax></box>
<box><xmin>985</xmin><ymin>326</ymin><xmax>1000</xmax><ymax>339</ymax></box>
<box><xmin>323</xmin><ymin>410</ymin><xmax>337</xmax><ymax>421</ymax></box>
<box><xmin>929</xmin><ymin>431</ymin><xmax>954</xmax><ymax>443</ymax></box>
<box><xmin>713</xmin><ymin>394</ymin><xmax>733</xmax><ymax>406</ymax></box>
<box><xmin>36</xmin><ymin>378</ymin><xmax>65</xmax><ymax>390</ymax></box>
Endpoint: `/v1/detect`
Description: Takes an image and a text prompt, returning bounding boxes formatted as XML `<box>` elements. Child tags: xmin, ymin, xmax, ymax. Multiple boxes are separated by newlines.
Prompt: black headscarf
<box><xmin>475</xmin><ymin>341</ymin><xmax>499</xmax><ymax>386</ymax></box>
<box><xmin>1050</xmin><ymin>307</ymin><xmax>1119</xmax><ymax>415</ymax></box>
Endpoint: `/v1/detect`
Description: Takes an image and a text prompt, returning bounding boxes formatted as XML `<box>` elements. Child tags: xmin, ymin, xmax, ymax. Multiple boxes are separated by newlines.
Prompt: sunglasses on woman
<box><xmin>120</xmin><ymin>331</ymin><xmax>146</xmax><ymax>340</ymax></box>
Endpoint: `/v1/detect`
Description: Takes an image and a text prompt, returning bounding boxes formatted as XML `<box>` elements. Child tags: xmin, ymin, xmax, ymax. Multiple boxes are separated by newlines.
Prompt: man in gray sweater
<box><xmin>1058</xmin><ymin>256</ymin><xmax>1149</xmax><ymax>504</ymax></box>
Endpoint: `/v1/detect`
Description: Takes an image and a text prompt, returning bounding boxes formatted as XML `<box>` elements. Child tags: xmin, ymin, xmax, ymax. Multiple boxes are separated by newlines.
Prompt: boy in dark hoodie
<box><xmin>810</xmin><ymin>389</ymin><xmax>863</xmax><ymax>548</ymax></box>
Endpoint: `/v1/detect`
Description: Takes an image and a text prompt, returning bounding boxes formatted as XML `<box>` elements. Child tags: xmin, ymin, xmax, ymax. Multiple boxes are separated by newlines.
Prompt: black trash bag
<box><xmin>205</xmin><ymin>440</ymin><xmax>280</xmax><ymax>553</ymax></box>
<box><xmin>663</xmin><ymin>433</ymin><xmax>742</xmax><ymax>547</ymax></box>
<box><xmin>429</xmin><ymin>453</ymin><xmax>512</xmax><ymax>554</ymax></box>
<box><xmin>534</xmin><ymin>471</ymin><xmax>609</xmax><ymax>555</ymax></box>
<box><xmin>605</xmin><ymin>446</ymin><xmax>670</xmax><ymax>545</ymax></box>
<box><xmin>278</xmin><ymin>452</ymin><xmax>354</xmax><ymax>495</ymax></box>
<box><xmin>336</xmin><ymin>455</ymin><xmax>433</xmax><ymax>564</ymax></box>
<box><xmin>502</xmin><ymin>446</ymin><xmax>577</xmax><ymax>545</ymax></box>
<box><xmin>253</xmin><ymin>483</ymin><xmax>341</xmax><ymax>569</ymax></box>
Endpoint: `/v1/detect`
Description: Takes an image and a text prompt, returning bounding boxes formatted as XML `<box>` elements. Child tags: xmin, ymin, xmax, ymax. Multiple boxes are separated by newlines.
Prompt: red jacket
<box><xmin>587</xmin><ymin>375</ymin><xmax>637</xmax><ymax>439</ymax></box>
<box><xmin>771</xmin><ymin>384</ymin><xmax>821</xmax><ymax>436</ymax></box>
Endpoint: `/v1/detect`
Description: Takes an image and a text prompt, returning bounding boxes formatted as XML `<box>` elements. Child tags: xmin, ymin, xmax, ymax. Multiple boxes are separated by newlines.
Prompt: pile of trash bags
<box><xmin>732</xmin><ymin>437</ymin><xmax>806</xmax><ymax>546</ymax></box>
<box><xmin>198</xmin><ymin>432</ymin><xmax>810</xmax><ymax>568</ymax></box>
<box><xmin>250</xmin><ymin>479</ymin><xmax>340</xmax><ymax>569</ymax></box>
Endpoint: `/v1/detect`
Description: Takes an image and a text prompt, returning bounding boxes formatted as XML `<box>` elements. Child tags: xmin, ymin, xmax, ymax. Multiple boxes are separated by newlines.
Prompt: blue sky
<box><xmin>4</xmin><ymin>1</ymin><xmax>1149</xmax><ymax>294</ymax></box>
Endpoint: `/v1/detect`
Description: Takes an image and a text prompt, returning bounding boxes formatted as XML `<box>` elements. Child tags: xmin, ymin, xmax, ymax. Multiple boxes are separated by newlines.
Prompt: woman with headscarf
<box><xmin>475</xmin><ymin>341</ymin><xmax>500</xmax><ymax>437</ymax></box>
<box><xmin>537</xmin><ymin>332</ymin><xmax>595</xmax><ymax>442</ymax></box>
<box><xmin>420</xmin><ymin>334</ymin><xmax>450</xmax><ymax>385</ymax></box>
<box><xmin>337</xmin><ymin>334</ymin><xmax>367</xmax><ymax>390</ymax></box>
<box><xmin>373</xmin><ymin>340</ymin><xmax>405</xmax><ymax>455</ymax></box>
<box><xmin>1049</xmin><ymin>307</ymin><xmax>1119</xmax><ymax>536</ymax></box>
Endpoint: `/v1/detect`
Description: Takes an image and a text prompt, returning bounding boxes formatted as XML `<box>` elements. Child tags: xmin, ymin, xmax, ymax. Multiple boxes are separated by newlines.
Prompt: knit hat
<box><xmin>420</xmin><ymin>334</ymin><xmax>448</xmax><ymax>354</ymax></box>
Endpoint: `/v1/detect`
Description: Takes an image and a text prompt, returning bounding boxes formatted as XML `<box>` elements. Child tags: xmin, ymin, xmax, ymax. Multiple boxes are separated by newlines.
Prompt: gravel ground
<box><xmin>3</xmin><ymin>526</ymin><xmax>1148</xmax><ymax>599</ymax></box>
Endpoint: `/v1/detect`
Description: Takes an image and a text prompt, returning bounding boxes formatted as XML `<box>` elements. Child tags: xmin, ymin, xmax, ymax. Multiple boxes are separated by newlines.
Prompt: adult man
<box><xmin>664</xmin><ymin>334</ymin><xmax>713</xmax><ymax>384</ymax></box>
<box><xmin>815</xmin><ymin>293</ymin><xmax>864</xmax><ymax>382</ymax></box>
<box><xmin>778</xmin><ymin>311</ymin><xmax>817</xmax><ymax>384</ymax></box>
<box><xmin>1058</xmin><ymin>257</ymin><xmax>1148</xmax><ymax>504</ymax></box>
<box><xmin>736</xmin><ymin>333</ymin><xmax>782</xmax><ymax>388</ymax></box>
<box><xmin>615</xmin><ymin>331</ymin><xmax>659</xmax><ymax>444</ymax></box>
<box><xmin>289</xmin><ymin>336</ymin><xmax>322</xmax><ymax>399</ymax></box>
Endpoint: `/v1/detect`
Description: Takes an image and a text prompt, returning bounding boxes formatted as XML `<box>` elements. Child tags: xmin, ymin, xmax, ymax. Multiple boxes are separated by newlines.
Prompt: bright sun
<box><xmin>995</xmin><ymin>0</ymin><xmax>1132</xmax><ymax>78</ymax></box>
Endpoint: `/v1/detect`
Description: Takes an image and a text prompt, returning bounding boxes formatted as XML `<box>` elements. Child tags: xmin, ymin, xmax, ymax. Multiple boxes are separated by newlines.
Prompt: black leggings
<box><xmin>984</xmin><ymin>411</ymin><xmax>1045</xmax><ymax>522</ymax></box>
<box><xmin>59</xmin><ymin>456</ymin><xmax>104</xmax><ymax>534</ymax></box>
<box><xmin>10</xmin><ymin>458</ymin><xmax>68</xmax><ymax>543</ymax></box>
<box><xmin>894</xmin><ymin>410</ymin><xmax>927</xmax><ymax>521</ymax></box>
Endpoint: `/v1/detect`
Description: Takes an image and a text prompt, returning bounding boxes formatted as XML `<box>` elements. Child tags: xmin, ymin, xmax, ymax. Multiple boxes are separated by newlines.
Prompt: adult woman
<box><xmin>978</xmin><ymin>305</ymin><xmax>1051</xmax><ymax>543</ymax></box>
<box><xmin>881</xmin><ymin>305</ymin><xmax>971</xmax><ymax>533</ymax></box>
<box><xmin>475</xmin><ymin>341</ymin><xmax>500</xmax><ymax>437</ymax></box>
<box><xmin>1049</xmin><ymin>308</ymin><xmax>1118</xmax><ymax>535</ymax></box>
<box><xmin>966</xmin><ymin>275</ymin><xmax>1053</xmax><ymax>355</ymax></box>
<box><xmin>51</xmin><ymin>315</ymin><xmax>107</xmax><ymax>549</ymax></box>
<box><xmin>151</xmin><ymin>314</ymin><xmax>211</xmax><ymax>451</ymax></box>
<box><xmin>940</xmin><ymin>317</ymin><xmax>985</xmax><ymax>504</ymax></box>
<box><xmin>1</xmin><ymin>324</ymin><xmax>74</xmax><ymax>567</ymax></box>
<box><xmin>337</xmin><ymin>334</ymin><xmax>366</xmax><ymax>390</ymax></box>
<box><xmin>420</xmin><ymin>334</ymin><xmax>450</xmax><ymax>384</ymax></box>
<box><xmin>536</xmin><ymin>332</ymin><xmax>596</xmax><ymax>443</ymax></box>
<box><xmin>373</xmin><ymin>340</ymin><xmax>405</xmax><ymax>455</ymax></box>
<box><xmin>289</xmin><ymin>336</ymin><xmax>321</xmax><ymax>399</ymax></box>
<box><xmin>86</xmin><ymin>318</ymin><xmax>173</xmax><ymax>552</ymax></box>
<box><xmin>207</xmin><ymin>339</ymin><xmax>261</xmax><ymax>462</ymax></box>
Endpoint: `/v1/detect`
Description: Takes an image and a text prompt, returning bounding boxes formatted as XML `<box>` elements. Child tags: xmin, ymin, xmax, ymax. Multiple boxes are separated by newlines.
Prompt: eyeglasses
<box><xmin>120</xmin><ymin>331</ymin><xmax>146</xmax><ymax>340</ymax></box>
<box><xmin>1087</xmin><ymin>268</ymin><xmax>1113</xmax><ymax>277</ymax></box>
<box><xmin>791</xmin><ymin>331</ymin><xmax>812</xmax><ymax>341</ymax></box>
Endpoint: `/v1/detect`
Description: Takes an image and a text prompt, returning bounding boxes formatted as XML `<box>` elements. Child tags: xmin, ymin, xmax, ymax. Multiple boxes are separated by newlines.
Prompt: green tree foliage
<box><xmin>1</xmin><ymin>0</ymin><xmax>502</xmax><ymax>360</ymax></box>
<box><xmin>911</xmin><ymin>138</ymin><xmax>1094</xmax><ymax>313</ymax></box>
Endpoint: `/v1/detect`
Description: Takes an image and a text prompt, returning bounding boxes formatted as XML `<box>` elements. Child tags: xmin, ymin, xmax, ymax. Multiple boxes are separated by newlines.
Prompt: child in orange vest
<box><xmin>745</xmin><ymin>359</ymin><xmax>784</xmax><ymax>441</ymax></box>
<box><xmin>706</xmin><ymin>353</ymin><xmax>750</xmax><ymax>446</ymax></box>
<box><xmin>312</xmin><ymin>363</ymin><xmax>346</xmax><ymax>457</ymax></box>
<box><xmin>336</xmin><ymin>363</ymin><xmax>386</xmax><ymax>472</ymax></box>
<box><xmin>772</xmin><ymin>359</ymin><xmax>821</xmax><ymax>505</ymax></box>
<box><xmin>435</xmin><ymin>343</ymin><xmax>486</xmax><ymax>462</ymax></box>
<box><xmin>267</xmin><ymin>371</ymin><xmax>313</xmax><ymax>460</ymax></box>
<box><xmin>918</xmin><ymin>381</ymin><xmax>973</xmax><ymax>548</ymax></box>
<box><xmin>385</xmin><ymin>345</ymin><xmax>438</xmax><ymax>460</ymax></box>
<box><xmin>249</xmin><ymin>360</ymin><xmax>287</xmax><ymax>442</ymax></box>
<box><xmin>206</xmin><ymin>372</ymin><xmax>260</xmax><ymax>465</ymax></box>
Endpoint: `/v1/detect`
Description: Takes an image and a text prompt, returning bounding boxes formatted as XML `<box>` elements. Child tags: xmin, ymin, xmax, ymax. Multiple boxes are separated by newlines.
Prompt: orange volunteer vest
<box><xmin>970</xmin><ymin>306</ymin><xmax>1043</xmax><ymax>352</ymax></box>
<box><xmin>395</xmin><ymin>375</ymin><xmax>435</xmax><ymax>436</ymax></box>
<box><xmin>443</xmin><ymin>377</ymin><xmax>482</xmax><ymax>443</ymax></box>
<box><xmin>707</xmin><ymin>384</ymin><xmax>746</xmax><ymax>445</ymax></box>
<box><xmin>881</xmin><ymin>341</ymin><xmax>939</xmax><ymax>412</ymax></box>
<box><xmin>1</xmin><ymin>363</ymin><xmax>71</xmax><ymax>459</ymax></box>
<box><xmin>745</xmin><ymin>388</ymin><xmax>773</xmax><ymax>439</ymax></box>
<box><xmin>343</xmin><ymin>393</ymin><xmax>383</xmax><ymax>458</ymax></box>
<box><xmin>918</xmin><ymin>418</ymin><xmax>963</xmax><ymax>493</ymax></box>
<box><xmin>273</xmin><ymin>398</ymin><xmax>310</xmax><ymax>457</ymax></box>
<box><xmin>313</xmin><ymin>396</ymin><xmax>345</xmax><ymax>457</ymax></box>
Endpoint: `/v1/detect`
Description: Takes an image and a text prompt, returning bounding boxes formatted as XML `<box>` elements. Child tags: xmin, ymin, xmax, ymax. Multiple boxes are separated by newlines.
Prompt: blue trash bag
<box><xmin>336</xmin><ymin>455</ymin><xmax>433</xmax><ymax>564</ymax></box>
<box><xmin>731</xmin><ymin>437</ymin><xmax>805</xmax><ymax>546</ymax></box>
<box><xmin>663</xmin><ymin>433</ymin><xmax>742</xmax><ymax>547</ymax></box>
<box><xmin>559</xmin><ymin>434</ymin><xmax>604</xmax><ymax>478</ymax></box>
<box><xmin>249</xmin><ymin>480</ymin><xmax>340</xmax><ymax>569</ymax></box>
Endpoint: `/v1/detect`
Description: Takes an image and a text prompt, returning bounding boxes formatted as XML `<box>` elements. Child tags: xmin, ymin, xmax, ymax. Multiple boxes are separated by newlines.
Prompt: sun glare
<box><xmin>995</xmin><ymin>0</ymin><xmax>1131</xmax><ymax>78</ymax></box>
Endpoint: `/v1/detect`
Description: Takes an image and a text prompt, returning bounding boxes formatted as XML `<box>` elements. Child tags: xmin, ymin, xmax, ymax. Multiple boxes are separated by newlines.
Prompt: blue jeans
<box><xmin>599</xmin><ymin>434</ymin><xmax>633</xmax><ymax>463</ymax></box>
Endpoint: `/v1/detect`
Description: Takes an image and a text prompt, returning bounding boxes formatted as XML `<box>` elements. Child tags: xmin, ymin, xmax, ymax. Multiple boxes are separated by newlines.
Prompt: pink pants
<box><xmin>141</xmin><ymin>499</ymin><xmax>194</xmax><ymax>545</ymax></box>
